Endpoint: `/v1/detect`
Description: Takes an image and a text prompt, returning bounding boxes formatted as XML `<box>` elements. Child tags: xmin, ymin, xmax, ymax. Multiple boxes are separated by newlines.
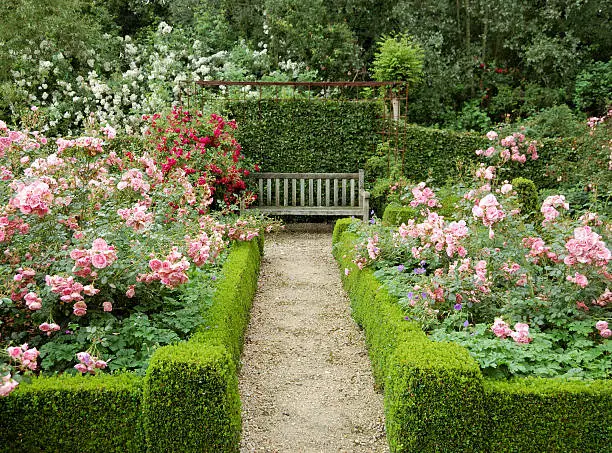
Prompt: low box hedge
<box><xmin>332</xmin><ymin>219</ymin><xmax>612</xmax><ymax>452</ymax></box>
<box><xmin>0</xmin><ymin>238</ymin><xmax>263</xmax><ymax>452</ymax></box>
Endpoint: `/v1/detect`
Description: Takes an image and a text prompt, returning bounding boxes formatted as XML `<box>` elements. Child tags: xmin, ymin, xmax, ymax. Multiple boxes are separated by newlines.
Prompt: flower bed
<box><xmin>0</xmin><ymin>107</ymin><xmax>270</xmax><ymax>450</ymax></box>
<box><xmin>333</xmin><ymin>220</ymin><xmax>612</xmax><ymax>452</ymax></box>
<box><xmin>0</xmin><ymin>237</ymin><xmax>262</xmax><ymax>451</ymax></box>
<box><xmin>345</xmin><ymin>123</ymin><xmax>611</xmax><ymax>380</ymax></box>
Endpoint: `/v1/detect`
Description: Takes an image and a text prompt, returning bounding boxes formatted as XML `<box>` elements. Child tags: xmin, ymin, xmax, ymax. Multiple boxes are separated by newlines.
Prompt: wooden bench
<box><xmin>241</xmin><ymin>170</ymin><xmax>370</xmax><ymax>222</ymax></box>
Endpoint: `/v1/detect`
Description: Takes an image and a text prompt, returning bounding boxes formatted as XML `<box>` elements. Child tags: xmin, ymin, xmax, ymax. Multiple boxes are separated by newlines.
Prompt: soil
<box><xmin>239</xmin><ymin>231</ymin><xmax>389</xmax><ymax>453</ymax></box>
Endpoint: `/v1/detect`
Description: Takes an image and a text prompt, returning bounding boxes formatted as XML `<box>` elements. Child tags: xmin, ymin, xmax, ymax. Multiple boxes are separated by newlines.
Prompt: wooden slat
<box><xmin>255</xmin><ymin>206</ymin><xmax>365</xmax><ymax>216</ymax></box>
<box><xmin>317</xmin><ymin>179</ymin><xmax>322</xmax><ymax>206</ymax></box>
<box><xmin>309</xmin><ymin>179</ymin><xmax>314</xmax><ymax>206</ymax></box>
<box><xmin>267</xmin><ymin>179</ymin><xmax>272</xmax><ymax>205</ymax></box>
<box><xmin>258</xmin><ymin>179</ymin><xmax>264</xmax><ymax>206</ymax></box>
<box><xmin>325</xmin><ymin>179</ymin><xmax>330</xmax><ymax>206</ymax></box>
<box><xmin>284</xmin><ymin>178</ymin><xmax>289</xmax><ymax>206</ymax></box>
<box><xmin>254</xmin><ymin>172</ymin><xmax>360</xmax><ymax>179</ymax></box>
<box><xmin>350</xmin><ymin>179</ymin><xmax>355</xmax><ymax>207</ymax></box>
<box><xmin>300</xmin><ymin>179</ymin><xmax>305</xmax><ymax>206</ymax></box>
<box><xmin>275</xmin><ymin>178</ymin><xmax>280</xmax><ymax>206</ymax></box>
<box><xmin>342</xmin><ymin>179</ymin><xmax>347</xmax><ymax>206</ymax></box>
<box><xmin>333</xmin><ymin>179</ymin><xmax>338</xmax><ymax>206</ymax></box>
<box><xmin>292</xmin><ymin>179</ymin><xmax>297</xmax><ymax>206</ymax></box>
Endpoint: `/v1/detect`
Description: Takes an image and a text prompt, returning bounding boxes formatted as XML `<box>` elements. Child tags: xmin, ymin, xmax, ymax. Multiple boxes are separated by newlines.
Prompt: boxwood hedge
<box><xmin>332</xmin><ymin>219</ymin><xmax>612</xmax><ymax>452</ymax></box>
<box><xmin>0</xmin><ymin>238</ymin><xmax>262</xmax><ymax>452</ymax></box>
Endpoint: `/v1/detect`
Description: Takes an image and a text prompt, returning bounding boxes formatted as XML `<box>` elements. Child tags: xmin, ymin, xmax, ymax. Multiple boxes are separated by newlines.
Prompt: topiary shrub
<box><xmin>382</xmin><ymin>203</ymin><xmax>418</xmax><ymax>226</ymax></box>
<box><xmin>512</xmin><ymin>177</ymin><xmax>539</xmax><ymax>220</ymax></box>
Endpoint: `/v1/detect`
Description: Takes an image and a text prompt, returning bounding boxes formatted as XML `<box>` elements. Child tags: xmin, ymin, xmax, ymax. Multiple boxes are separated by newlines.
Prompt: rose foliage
<box><xmin>348</xmin><ymin>121</ymin><xmax>611</xmax><ymax>380</ymax></box>
<box><xmin>0</xmin><ymin>109</ymin><xmax>271</xmax><ymax>396</ymax></box>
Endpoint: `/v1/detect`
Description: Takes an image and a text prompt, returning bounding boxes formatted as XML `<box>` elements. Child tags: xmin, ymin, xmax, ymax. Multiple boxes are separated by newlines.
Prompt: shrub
<box><xmin>382</xmin><ymin>203</ymin><xmax>418</xmax><ymax>226</ymax></box>
<box><xmin>511</xmin><ymin>177</ymin><xmax>539</xmax><ymax>219</ymax></box>
<box><xmin>0</xmin><ymin>372</ymin><xmax>145</xmax><ymax>452</ymax></box>
<box><xmin>143</xmin><ymin>238</ymin><xmax>261</xmax><ymax>452</ymax></box>
<box><xmin>223</xmin><ymin>99</ymin><xmax>382</xmax><ymax>173</ymax></box>
<box><xmin>333</xmin><ymin>221</ymin><xmax>612</xmax><ymax>452</ymax></box>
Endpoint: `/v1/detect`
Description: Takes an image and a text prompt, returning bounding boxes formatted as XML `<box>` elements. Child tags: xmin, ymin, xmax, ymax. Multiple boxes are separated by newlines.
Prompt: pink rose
<box><xmin>102</xmin><ymin>301</ymin><xmax>113</xmax><ymax>312</ymax></box>
<box><xmin>595</xmin><ymin>321</ymin><xmax>608</xmax><ymax>331</ymax></box>
<box><xmin>7</xmin><ymin>346</ymin><xmax>21</xmax><ymax>358</ymax></box>
<box><xmin>149</xmin><ymin>259</ymin><xmax>163</xmax><ymax>272</ymax></box>
<box><xmin>91</xmin><ymin>253</ymin><xmax>108</xmax><ymax>269</ymax></box>
<box><xmin>600</xmin><ymin>329</ymin><xmax>611</xmax><ymax>339</ymax></box>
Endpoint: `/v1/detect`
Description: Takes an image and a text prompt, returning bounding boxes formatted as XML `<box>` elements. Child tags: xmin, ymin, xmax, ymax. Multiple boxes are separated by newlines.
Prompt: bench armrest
<box><xmin>360</xmin><ymin>189</ymin><xmax>370</xmax><ymax>222</ymax></box>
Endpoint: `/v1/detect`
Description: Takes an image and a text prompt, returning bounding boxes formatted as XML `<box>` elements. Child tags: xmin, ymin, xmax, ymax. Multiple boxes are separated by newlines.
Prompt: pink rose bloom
<box><xmin>500</xmin><ymin>183</ymin><xmax>513</xmax><ymax>194</ymax></box>
<box><xmin>149</xmin><ymin>259</ymin><xmax>163</xmax><ymax>272</ymax></box>
<box><xmin>595</xmin><ymin>321</ymin><xmax>608</xmax><ymax>331</ymax></box>
<box><xmin>486</xmin><ymin>131</ymin><xmax>498</xmax><ymax>141</ymax></box>
<box><xmin>600</xmin><ymin>329</ymin><xmax>611</xmax><ymax>338</ymax></box>
<box><xmin>126</xmin><ymin>285</ymin><xmax>136</xmax><ymax>298</ymax></box>
<box><xmin>344</xmin><ymin>268</ymin><xmax>350</xmax><ymax>276</ymax></box>
<box><xmin>74</xmin><ymin>363</ymin><xmax>88</xmax><ymax>373</ymax></box>
<box><xmin>22</xmin><ymin>347</ymin><xmax>39</xmax><ymax>362</ymax></box>
<box><xmin>7</xmin><ymin>346</ymin><xmax>21</xmax><ymax>358</ymax></box>
<box><xmin>484</xmin><ymin>146</ymin><xmax>495</xmax><ymax>157</ymax></box>
<box><xmin>24</xmin><ymin>291</ymin><xmax>42</xmax><ymax>310</ymax></box>
<box><xmin>83</xmin><ymin>284</ymin><xmax>99</xmax><ymax>296</ymax></box>
<box><xmin>566</xmin><ymin>272</ymin><xmax>588</xmax><ymax>288</ymax></box>
<box><xmin>102</xmin><ymin>301</ymin><xmax>113</xmax><ymax>312</ymax></box>
<box><xmin>91</xmin><ymin>253</ymin><xmax>108</xmax><ymax>269</ymax></box>
<box><xmin>491</xmin><ymin>318</ymin><xmax>512</xmax><ymax>339</ymax></box>
<box><xmin>94</xmin><ymin>359</ymin><xmax>107</xmax><ymax>369</ymax></box>
<box><xmin>91</xmin><ymin>238</ymin><xmax>109</xmax><ymax>251</ymax></box>
<box><xmin>73</xmin><ymin>301</ymin><xmax>87</xmax><ymax>316</ymax></box>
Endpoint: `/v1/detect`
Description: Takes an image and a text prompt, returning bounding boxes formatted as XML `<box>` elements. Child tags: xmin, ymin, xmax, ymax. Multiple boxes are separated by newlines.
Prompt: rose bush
<box><xmin>0</xmin><ymin>110</ymin><xmax>276</xmax><ymax>396</ymax></box>
<box><xmin>348</xmin><ymin>125</ymin><xmax>611</xmax><ymax>379</ymax></box>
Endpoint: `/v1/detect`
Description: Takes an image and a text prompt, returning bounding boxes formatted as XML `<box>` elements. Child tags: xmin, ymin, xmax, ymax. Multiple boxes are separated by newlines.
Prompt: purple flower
<box><xmin>407</xmin><ymin>291</ymin><xmax>413</xmax><ymax>299</ymax></box>
<box><xmin>369</xmin><ymin>218</ymin><xmax>376</xmax><ymax>224</ymax></box>
<box><xmin>404</xmin><ymin>316</ymin><xmax>410</xmax><ymax>321</ymax></box>
<box><xmin>421</xmin><ymin>292</ymin><xmax>427</xmax><ymax>299</ymax></box>
<box><xmin>413</xmin><ymin>267</ymin><xmax>426</xmax><ymax>275</ymax></box>
<box><xmin>454</xmin><ymin>303</ymin><xmax>462</xmax><ymax>311</ymax></box>
<box><xmin>419</xmin><ymin>260</ymin><xmax>427</xmax><ymax>266</ymax></box>
<box><xmin>211</xmin><ymin>275</ymin><xmax>217</xmax><ymax>281</ymax></box>
<box><xmin>463</xmin><ymin>320</ymin><xmax>470</xmax><ymax>328</ymax></box>
<box><xmin>397</xmin><ymin>264</ymin><xmax>405</xmax><ymax>272</ymax></box>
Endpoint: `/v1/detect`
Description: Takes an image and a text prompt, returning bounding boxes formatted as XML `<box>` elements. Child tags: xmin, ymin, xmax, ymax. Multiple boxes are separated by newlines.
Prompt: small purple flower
<box><xmin>407</xmin><ymin>291</ymin><xmax>413</xmax><ymax>299</ymax></box>
<box><xmin>454</xmin><ymin>303</ymin><xmax>462</xmax><ymax>311</ymax></box>
<box><xmin>65</xmin><ymin>330</ymin><xmax>73</xmax><ymax>335</ymax></box>
<box><xmin>421</xmin><ymin>292</ymin><xmax>427</xmax><ymax>299</ymax></box>
<box><xmin>211</xmin><ymin>275</ymin><xmax>217</xmax><ymax>281</ymax></box>
<box><xmin>404</xmin><ymin>316</ymin><xmax>410</xmax><ymax>321</ymax></box>
<box><xmin>463</xmin><ymin>320</ymin><xmax>469</xmax><ymax>328</ymax></box>
<box><xmin>413</xmin><ymin>267</ymin><xmax>426</xmax><ymax>275</ymax></box>
<box><xmin>419</xmin><ymin>260</ymin><xmax>427</xmax><ymax>266</ymax></box>
<box><xmin>397</xmin><ymin>264</ymin><xmax>405</xmax><ymax>272</ymax></box>
<box><xmin>369</xmin><ymin>218</ymin><xmax>376</xmax><ymax>224</ymax></box>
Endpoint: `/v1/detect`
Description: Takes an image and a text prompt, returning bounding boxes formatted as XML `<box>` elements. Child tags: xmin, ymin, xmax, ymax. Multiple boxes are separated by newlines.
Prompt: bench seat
<box><xmin>241</xmin><ymin>170</ymin><xmax>370</xmax><ymax>222</ymax></box>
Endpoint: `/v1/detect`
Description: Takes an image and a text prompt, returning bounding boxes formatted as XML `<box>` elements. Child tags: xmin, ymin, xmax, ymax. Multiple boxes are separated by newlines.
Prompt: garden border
<box><xmin>332</xmin><ymin>218</ymin><xmax>612</xmax><ymax>452</ymax></box>
<box><xmin>0</xmin><ymin>236</ymin><xmax>263</xmax><ymax>452</ymax></box>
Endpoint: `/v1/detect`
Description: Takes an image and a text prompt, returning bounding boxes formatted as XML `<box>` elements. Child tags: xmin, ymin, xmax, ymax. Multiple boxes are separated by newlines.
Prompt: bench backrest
<box><xmin>253</xmin><ymin>170</ymin><xmax>365</xmax><ymax>208</ymax></box>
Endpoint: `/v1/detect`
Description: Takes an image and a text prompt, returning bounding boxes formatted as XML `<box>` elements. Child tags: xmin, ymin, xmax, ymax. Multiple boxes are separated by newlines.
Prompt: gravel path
<box><xmin>239</xmin><ymin>232</ymin><xmax>388</xmax><ymax>453</ymax></box>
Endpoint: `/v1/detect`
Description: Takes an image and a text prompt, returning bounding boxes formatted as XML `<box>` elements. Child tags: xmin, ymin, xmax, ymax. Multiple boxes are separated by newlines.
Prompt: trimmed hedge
<box><xmin>222</xmin><ymin>99</ymin><xmax>382</xmax><ymax>172</ymax></box>
<box><xmin>144</xmin><ymin>238</ymin><xmax>261</xmax><ymax>452</ymax></box>
<box><xmin>0</xmin><ymin>373</ymin><xmax>145</xmax><ymax>453</ymax></box>
<box><xmin>382</xmin><ymin>203</ymin><xmax>418</xmax><ymax>226</ymax></box>
<box><xmin>332</xmin><ymin>219</ymin><xmax>612</xmax><ymax>452</ymax></box>
<box><xmin>0</xmin><ymin>239</ymin><xmax>263</xmax><ymax>452</ymax></box>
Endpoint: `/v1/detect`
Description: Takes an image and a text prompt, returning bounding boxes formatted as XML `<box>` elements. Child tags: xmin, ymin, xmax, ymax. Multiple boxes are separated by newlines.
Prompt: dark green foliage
<box><xmin>332</xmin><ymin>223</ymin><xmax>612</xmax><ymax>452</ymax></box>
<box><xmin>512</xmin><ymin>177</ymin><xmax>539</xmax><ymax>219</ymax></box>
<box><xmin>574</xmin><ymin>60</ymin><xmax>612</xmax><ymax>115</ymax></box>
<box><xmin>222</xmin><ymin>100</ymin><xmax>382</xmax><ymax>172</ymax></box>
<box><xmin>485</xmin><ymin>379</ymin><xmax>612</xmax><ymax>451</ymax></box>
<box><xmin>382</xmin><ymin>203</ymin><xmax>418</xmax><ymax>226</ymax></box>
<box><xmin>144</xmin><ymin>239</ymin><xmax>261</xmax><ymax>452</ymax></box>
<box><xmin>0</xmin><ymin>373</ymin><xmax>145</xmax><ymax>453</ymax></box>
<box><xmin>143</xmin><ymin>343</ymin><xmax>240</xmax><ymax>452</ymax></box>
<box><xmin>0</xmin><ymin>240</ymin><xmax>263</xmax><ymax>452</ymax></box>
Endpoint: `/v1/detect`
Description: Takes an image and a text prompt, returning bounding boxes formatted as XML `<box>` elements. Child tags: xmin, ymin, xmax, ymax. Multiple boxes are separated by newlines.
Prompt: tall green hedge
<box><xmin>332</xmin><ymin>219</ymin><xmax>612</xmax><ymax>452</ymax></box>
<box><xmin>222</xmin><ymin>99</ymin><xmax>382</xmax><ymax>172</ymax></box>
<box><xmin>0</xmin><ymin>239</ymin><xmax>263</xmax><ymax>453</ymax></box>
<box><xmin>0</xmin><ymin>373</ymin><xmax>145</xmax><ymax>453</ymax></box>
<box><xmin>144</xmin><ymin>238</ymin><xmax>261</xmax><ymax>452</ymax></box>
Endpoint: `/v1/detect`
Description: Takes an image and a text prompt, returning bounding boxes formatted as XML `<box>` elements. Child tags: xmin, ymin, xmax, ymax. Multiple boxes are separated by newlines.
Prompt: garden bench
<box><xmin>241</xmin><ymin>170</ymin><xmax>370</xmax><ymax>222</ymax></box>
